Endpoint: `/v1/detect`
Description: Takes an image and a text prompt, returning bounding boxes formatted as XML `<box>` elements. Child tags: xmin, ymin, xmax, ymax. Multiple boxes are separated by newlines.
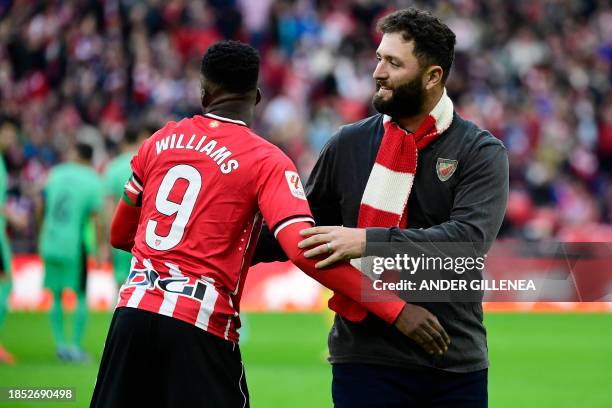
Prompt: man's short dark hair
<box><xmin>75</xmin><ymin>142</ymin><xmax>94</xmax><ymax>161</ymax></box>
<box><xmin>201</xmin><ymin>40</ymin><xmax>260</xmax><ymax>93</ymax></box>
<box><xmin>377</xmin><ymin>8</ymin><xmax>456</xmax><ymax>83</ymax></box>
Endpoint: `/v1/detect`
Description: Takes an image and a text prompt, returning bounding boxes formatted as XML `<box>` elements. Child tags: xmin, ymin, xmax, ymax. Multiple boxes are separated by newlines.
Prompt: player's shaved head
<box><xmin>201</xmin><ymin>40</ymin><xmax>260</xmax><ymax>94</ymax></box>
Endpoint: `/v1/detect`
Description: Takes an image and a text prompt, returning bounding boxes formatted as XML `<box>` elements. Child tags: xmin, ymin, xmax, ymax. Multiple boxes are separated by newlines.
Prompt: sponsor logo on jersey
<box><xmin>209</xmin><ymin>120</ymin><xmax>220</xmax><ymax>128</ymax></box>
<box><xmin>285</xmin><ymin>171</ymin><xmax>306</xmax><ymax>200</ymax></box>
<box><xmin>436</xmin><ymin>158</ymin><xmax>458</xmax><ymax>181</ymax></box>
<box><xmin>126</xmin><ymin>263</ymin><xmax>209</xmax><ymax>302</ymax></box>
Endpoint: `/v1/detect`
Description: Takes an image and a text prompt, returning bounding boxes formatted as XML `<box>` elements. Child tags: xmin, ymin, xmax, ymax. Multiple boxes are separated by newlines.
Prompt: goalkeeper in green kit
<box><xmin>39</xmin><ymin>142</ymin><xmax>105</xmax><ymax>362</ymax></box>
<box><xmin>0</xmin><ymin>151</ymin><xmax>11</xmax><ymax>365</ymax></box>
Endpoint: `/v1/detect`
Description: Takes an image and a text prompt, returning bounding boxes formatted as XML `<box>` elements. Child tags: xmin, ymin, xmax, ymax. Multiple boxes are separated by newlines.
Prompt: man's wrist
<box><xmin>383</xmin><ymin>300</ymin><xmax>406</xmax><ymax>325</ymax></box>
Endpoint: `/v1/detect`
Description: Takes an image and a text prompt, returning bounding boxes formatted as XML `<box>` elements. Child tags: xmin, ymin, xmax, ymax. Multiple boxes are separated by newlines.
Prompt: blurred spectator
<box><xmin>1</xmin><ymin>0</ymin><xmax>612</xmax><ymax>249</ymax></box>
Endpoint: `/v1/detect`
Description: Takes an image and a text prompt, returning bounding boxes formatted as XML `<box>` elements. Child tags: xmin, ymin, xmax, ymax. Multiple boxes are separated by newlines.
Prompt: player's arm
<box><xmin>275</xmin><ymin>220</ymin><xmax>450</xmax><ymax>354</ymax></box>
<box><xmin>255</xmin><ymin>153</ymin><xmax>407</xmax><ymax>323</ymax></box>
<box><xmin>256</xmin><ymin>152</ymin><xmax>449</xmax><ymax>353</ymax></box>
<box><xmin>252</xmin><ymin>132</ymin><xmax>342</xmax><ymax>266</ymax></box>
<box><xmin>109</xmin><ymin>173</ymin><xmax>142</xmax><ymax>252</ymax></box>
<box><xmin>276</xmin><ymin>220</ymin><xmax>403</xmax><ymax>324</ymax></box>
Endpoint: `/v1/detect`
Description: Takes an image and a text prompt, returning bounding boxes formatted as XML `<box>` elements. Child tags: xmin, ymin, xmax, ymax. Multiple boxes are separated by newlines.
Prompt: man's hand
<box><xmin>298</xmin><ymin>226</ymin><xmax>366</xmax><ymax>268</ymax></box>
<box><xmin>394</xmin><ymin>304</ymin><xmax>451</xmax><ymax>355</ymax></box>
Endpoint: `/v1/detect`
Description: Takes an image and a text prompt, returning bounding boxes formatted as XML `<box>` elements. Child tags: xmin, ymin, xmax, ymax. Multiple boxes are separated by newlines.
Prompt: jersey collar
<box><xmin>204</xmin><ymin>113</ymin><xmax>247</xmax><ymax>127</ymax></box>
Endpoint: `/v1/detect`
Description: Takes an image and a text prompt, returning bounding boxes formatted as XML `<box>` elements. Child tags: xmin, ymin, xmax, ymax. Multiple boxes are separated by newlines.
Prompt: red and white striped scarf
<box><xmin>329</xmin><ymin>89</ymin><xmax>454</xmax><ymax>321</ymax></box>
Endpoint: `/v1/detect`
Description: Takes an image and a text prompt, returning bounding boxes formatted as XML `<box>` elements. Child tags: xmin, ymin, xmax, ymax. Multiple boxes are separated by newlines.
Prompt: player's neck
<box><xmin>74</xmin><ymin>158</ymin><xmax>90</xmax><ymax>166</ymax></box>
<box><xmin>204</xmin><ymin>101</ymin><xmax>254</xmax><ymax>127</ymax></box>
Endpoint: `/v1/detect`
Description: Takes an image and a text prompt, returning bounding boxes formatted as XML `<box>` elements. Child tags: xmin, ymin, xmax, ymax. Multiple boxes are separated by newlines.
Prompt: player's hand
<box><xmin>394</xmin><ymin>303</ymin><xmax>451</xmax><ymax>355</ymax></box>
<box><xmin>298</xmin><ymin>226</ymin><xmax>366</xmax><ymax>268</ymax></box>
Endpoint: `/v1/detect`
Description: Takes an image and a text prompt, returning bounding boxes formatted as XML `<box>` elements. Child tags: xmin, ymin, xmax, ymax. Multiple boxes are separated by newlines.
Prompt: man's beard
<box><xmin>372</xmin><ymin>76</ymin><xmax>425</xmax><ymax>118</ymax></box>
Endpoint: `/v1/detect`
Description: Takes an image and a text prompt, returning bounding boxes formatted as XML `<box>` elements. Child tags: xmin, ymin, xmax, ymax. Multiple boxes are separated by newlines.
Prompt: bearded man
<box><xmin>257</xmin><ymin>7</ymin><xmax>509</xmax><ymax>407</ymax></box>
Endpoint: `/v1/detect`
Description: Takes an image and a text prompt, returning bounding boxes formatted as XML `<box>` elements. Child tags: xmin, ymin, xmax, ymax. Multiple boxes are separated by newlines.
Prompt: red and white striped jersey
<box><xmin>116</xmin><ymin>113</ymin><xmax>313</xmax><ymax>343</ymax></box>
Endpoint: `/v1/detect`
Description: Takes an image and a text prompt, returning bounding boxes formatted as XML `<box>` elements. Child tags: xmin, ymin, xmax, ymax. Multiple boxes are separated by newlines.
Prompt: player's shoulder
<box><xmin>48</xmin><ymin>162</ymin><xmax>74</xmax><ymax>179</ymax></box>
<box><xmin>104</xmin><ymin>153</ymin><xmax>125</xmax><ymax>174</ymax></box>
<box><xmin>247</xmin><ymin>129</ymin><xmax>293</xmax><ymax>165</ymax></box>
<box><xmin>75</xmin><ymin>163</ymin><xmax>102</xmax><ymax>183</ymax></box>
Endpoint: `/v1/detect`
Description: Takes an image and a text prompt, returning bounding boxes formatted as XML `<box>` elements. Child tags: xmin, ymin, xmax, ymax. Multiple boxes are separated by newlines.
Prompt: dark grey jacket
<box><xmin>254</xmin><ymin>112</ymin><xmax>508</xmax><ymax>373</ymax></box>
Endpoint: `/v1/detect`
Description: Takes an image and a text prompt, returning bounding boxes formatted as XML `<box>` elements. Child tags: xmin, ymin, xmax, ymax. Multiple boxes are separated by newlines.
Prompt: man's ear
<box><xmin>255</xmin><ymin>88</ymin><xmax>262</xmax><ymax>105</ymax></box>
<box><xmin>424</xmin><ymin>65</ymin><xmax>443</xmax><ymax>90</ymax></box>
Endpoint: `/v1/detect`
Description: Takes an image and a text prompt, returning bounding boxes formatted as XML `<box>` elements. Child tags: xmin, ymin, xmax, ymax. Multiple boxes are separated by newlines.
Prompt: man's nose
<box><xmin>373</xmin><ymin>62</ymin><xmax>388</xmax><ymax>81</ymax></box>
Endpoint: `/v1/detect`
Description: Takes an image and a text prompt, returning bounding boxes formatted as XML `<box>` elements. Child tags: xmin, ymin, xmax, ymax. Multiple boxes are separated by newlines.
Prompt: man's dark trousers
<box><xmin>332</xmin><ymin>363</ymin><xmax>487</xmax><ymax>407</ymax></box>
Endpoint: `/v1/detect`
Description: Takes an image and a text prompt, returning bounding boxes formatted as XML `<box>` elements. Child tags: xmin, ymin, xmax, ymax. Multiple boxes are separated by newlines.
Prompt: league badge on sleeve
<box><xmin>285</xmin><ymin>171</ymin><xmax>306</xmax><ymax>200</ymax></box>
<box><xmin>436</xmin><ymin>158</ymin><xmax>458</xmax><ymax>182</ymax></box>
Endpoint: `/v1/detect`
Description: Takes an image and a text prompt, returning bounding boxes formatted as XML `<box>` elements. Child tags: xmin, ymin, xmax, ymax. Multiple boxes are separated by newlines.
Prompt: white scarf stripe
<box><xmin>430</xmin><ymin>89</ymin><xmax>453</xmax><ymax>133</ymax></box>
<box><xmin>360</xmin><ymin>163</ymin><xmax>415</xmax><ymax>215</ymax></box>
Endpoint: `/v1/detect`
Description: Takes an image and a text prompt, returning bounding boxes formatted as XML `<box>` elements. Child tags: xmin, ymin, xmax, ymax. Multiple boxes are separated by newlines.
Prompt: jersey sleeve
<box><xmin>257</xmin><ymin>151</ymin><xmax>314</xmax><ymax>237</ymax></box>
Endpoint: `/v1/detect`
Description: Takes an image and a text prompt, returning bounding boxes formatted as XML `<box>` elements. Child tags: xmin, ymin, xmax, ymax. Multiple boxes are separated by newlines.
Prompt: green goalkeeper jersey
<box><xmin>104</xmin><ymin>152</ymin><xmax>132</xmax><ymax>202</ymax></box>
<box><xmin>39</xmin><ymin>162</ymin><xmax>103</xmax><ymax>262</ymax></box>
<box><xmin>103</xmin><ymin>152</ymin><xmax>134</xmax><ymax>281</ymax></box>
<box><xmin>0</xmin><ymin>156</ymin><xmax>10</xmax><ymax>273</ymax></box>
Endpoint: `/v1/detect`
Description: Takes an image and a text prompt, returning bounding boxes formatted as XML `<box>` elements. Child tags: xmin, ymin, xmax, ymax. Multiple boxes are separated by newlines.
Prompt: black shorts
<box><xmin>91</xmin><ymin>307</ymin><xmax>249</xmax><ymax>408</ymax></box>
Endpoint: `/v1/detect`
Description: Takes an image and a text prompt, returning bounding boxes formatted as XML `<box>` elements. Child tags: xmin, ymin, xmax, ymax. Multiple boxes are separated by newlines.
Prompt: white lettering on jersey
<box><xmin>156</xmin><ymin>136</ymin><xmax>170</xmax><ymax>154</ymax></box>
<box><xmin>195</xmin><ymin>135</ymin><xmax>207</xmax><ymax>150</ymax></box>
<box><xmin>185</xmin><ymin>134</ymin><xmax>196</xmax><ymax>149</ymax></box>
<box><xmin>200</xmin><ymin>140</ymin><xmax>217</xmax><ymax>154</ymax></box>
<box><xmin>176</xmin><ymin>134</ymin><xmax>185</xmax><ymax>148</ymax></box>
<box><xmin>285</xmin><ymin>171</ymin><xmax>306</xmax><ymax>200</ymax></box>
<box><xmin>220</xmin><ymin>159</ymin><xmax>239</xmax><ymax>174</ymax></box>
<box><xmin>210</xmin><ymin>146</ymin><xmax>231</xmax><ymax>165</ymax></box>
<box><xmin>154</xmin><ymin>134</ymin><xmax>239</xmax><ymax>174</ymax></box>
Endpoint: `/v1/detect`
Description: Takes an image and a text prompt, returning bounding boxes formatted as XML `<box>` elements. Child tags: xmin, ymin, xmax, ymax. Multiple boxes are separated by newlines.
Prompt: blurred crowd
<box><xmin>1</xmin><ymin>0</ymin><xmax>612</xmax><ymax>251</ymax></box>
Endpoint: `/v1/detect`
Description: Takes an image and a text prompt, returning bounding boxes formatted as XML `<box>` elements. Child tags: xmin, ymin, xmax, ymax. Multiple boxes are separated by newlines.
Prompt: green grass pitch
<box><xmin>0</xmin><ymin>312</ymin><xmax>610</xmax><ymax>407</ymax></box>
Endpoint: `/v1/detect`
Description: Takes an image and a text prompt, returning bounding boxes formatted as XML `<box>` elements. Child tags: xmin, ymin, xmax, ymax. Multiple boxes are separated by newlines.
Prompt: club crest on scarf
<box><xmin>436</xmin><ymin>158</ymin><xmax>458</xmax><ymax>181</ymax></box>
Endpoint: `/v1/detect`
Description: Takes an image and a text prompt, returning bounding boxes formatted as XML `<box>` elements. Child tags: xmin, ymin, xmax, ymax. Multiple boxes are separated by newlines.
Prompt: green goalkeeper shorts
<box><xmin>43</xmin><ymin>252</ymin><xmax>87</xmax><ymax>294</ymax></box>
